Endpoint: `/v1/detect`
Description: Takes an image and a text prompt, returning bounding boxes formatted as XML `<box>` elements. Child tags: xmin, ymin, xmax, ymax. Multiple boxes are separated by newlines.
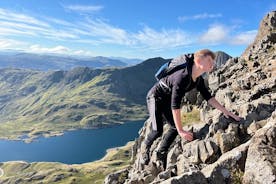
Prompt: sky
<box><xmin>0</xmin><ymin>0</ymin><xmax>275</xmax><ymax>59</ymax></box>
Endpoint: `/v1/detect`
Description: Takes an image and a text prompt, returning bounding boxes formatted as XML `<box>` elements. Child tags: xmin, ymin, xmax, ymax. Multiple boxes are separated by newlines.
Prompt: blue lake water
<box><xmin>0</xmin><ymin>121</ymin><xmax>145</xmax><ymax>164</ymax></box>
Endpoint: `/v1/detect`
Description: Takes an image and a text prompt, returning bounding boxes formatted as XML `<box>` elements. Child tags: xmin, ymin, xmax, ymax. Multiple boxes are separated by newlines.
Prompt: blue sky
<box><xmin>0</xmin><ymin>0</ymin><xmax>275</xmax><ymax>59</ymax></box>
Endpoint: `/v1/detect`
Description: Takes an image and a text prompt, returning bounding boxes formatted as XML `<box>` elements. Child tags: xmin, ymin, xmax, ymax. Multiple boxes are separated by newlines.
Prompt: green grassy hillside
<box><xmin>0</xmin><ymin>57</ymin><xmax>169</xmax><ymax>141</ymax></box>
<box><xmin>0</xmin><ymin>141</ymin><xmax>135</xmax><ymax>184</ymax></box>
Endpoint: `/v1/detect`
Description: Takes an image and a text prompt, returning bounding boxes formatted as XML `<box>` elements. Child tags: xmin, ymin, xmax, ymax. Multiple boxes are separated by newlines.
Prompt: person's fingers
<box><xmin>229</xmin><ymin>114</ymin><xmax>241</xmax><ymax>122</ymax></box>
<box><xmin>224</xmin><ymin>113</ymin><xmax>229</xmax><ymax>118</ymax></box>
<box><xmin>180</xmin><ymin>131</ymin><xmax>194</xmax><ymax>141</ymax></box>
<box><xmin>186</xmin><ymin>133</ymin><xmax>193</xmax><ymax>141</ymax></box>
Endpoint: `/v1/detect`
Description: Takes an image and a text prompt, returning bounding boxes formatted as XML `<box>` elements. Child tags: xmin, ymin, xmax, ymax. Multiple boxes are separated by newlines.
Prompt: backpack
<box><xmin>155</xmin><ymin>53</ymin><xmax>193</xmax><ymax>80</ymax></box>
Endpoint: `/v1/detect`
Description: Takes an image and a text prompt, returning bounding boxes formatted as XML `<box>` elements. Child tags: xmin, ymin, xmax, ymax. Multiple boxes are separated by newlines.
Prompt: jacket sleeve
<box><xmin>196</xmin><ymin>76</ymin><xmax>213</xmax><ymax>101</ymax></box>
<box><xmin>171</xmin><ymin>76</ymin><xmax>186</xmax><ymax>109</ymax></box>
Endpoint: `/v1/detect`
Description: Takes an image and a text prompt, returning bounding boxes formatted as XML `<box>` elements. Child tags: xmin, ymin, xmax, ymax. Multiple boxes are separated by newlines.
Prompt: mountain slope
<box><xmin>0</xmin><ymin>57</ymin><xmax>169</xmax><ymax>142</ymax></box>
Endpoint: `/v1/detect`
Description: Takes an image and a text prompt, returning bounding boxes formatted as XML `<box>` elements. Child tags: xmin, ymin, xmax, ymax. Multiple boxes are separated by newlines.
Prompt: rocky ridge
<box><xmin>105</xmin><ymin>11</ymin><xmax>276</xmax><ymax>184</ymax></box>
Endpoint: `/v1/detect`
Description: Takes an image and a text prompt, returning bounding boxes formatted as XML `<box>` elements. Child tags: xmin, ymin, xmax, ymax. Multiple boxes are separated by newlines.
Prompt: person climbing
<box><xmin>141</xmin><ymin>49</ymin><xmax>241</xmax><ymax>167</ymax></box>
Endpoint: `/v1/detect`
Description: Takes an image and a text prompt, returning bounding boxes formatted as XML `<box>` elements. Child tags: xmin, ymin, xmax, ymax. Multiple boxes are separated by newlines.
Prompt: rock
<box><xmin>207</xmin><ymin>114</ymin><xmax>234</xmax><ymax>138</ymax></box>
<box><xmin>243</xmin><ymin>111</ymin><xmax>276</xmax><ymax>184</ymax></box>
<box><xmin>199</xmin><ymin>108</ymin><xmax>218</xmax><ymax>127</ymax></box>
<box><xmin>191</xmin><ymin>122</ymin><xmax>210</xmax><ymax>140</ymax></box>
<box><xmin>181</xmin><ymin>138</ymin><xmax>219</xmax><ymax>165</ymax></box>
<box><xmin>247</xmin><ymin>119</ymin><xmax>267</xmax><ymax>135</ymax></box>
<box><xmin>104</xmin><ymin>168</ymin><xmax>129</xmax><ymax>184</ymax></box>
<box><xmin>160</xmin><ymin>170</ymin><xmax>208</xmax><ymax>184</ymax></box>
<box><xmin>215</xmin><ymin>51</ymin><xmax>232</xmax><ymax>68</ymax></box>
<box><xmin>51</xmin><ymin>173</ymin><xmax>66</xmax><ymax>182</ymax></box>
<box><xmin>176</xmin><ymin>154</ymin><xmax>203</xmax><ymax>176</ymax></box>
<box><xmin>242</xmin><ymin>11</ymin><xmax>276</xmax><ymax>62</ymax></box>
<box><xmin>201</xmin><ymin>141</ymin><xmax>250</xmax><ymax>184</ymax></box>
<box><xmin>208</xmin><ymin>54</ymin><xmax>234</xmax><ymax>91</ymax></box>
<box><xmin>144</xmin><ymin>174</ymin><xmax>155</xmax><ymax>183</ymax></box>
<box><xmin>156</xmin><ymin>165</ymin><xmax>177</xmax><ymax>181</ymax></box>
<box><xmin>214</xmin><ymin>129</ymin><xmax>240</xmax><ymax>154</ymax></box>
<box><xmin>29</xmin><ymin>172</ymin><xmax>46</xmax><ymax>180</ymax></box>
<box><xmin>166</xmin><ymin>139</ymin><xmax>182</xmax><ymax>169</ymax></box>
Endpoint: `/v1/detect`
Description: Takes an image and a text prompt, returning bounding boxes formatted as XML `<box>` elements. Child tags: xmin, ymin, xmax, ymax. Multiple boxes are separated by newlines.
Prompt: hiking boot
<box><xmin>156</xmin><ymin>150</ymin><xmax>168</xmax><ymax>169</ymax></box>
<box><xmin>156</xmin><ymin>150</ymin><xmax>167</xmax><ymax>162</ymax></box>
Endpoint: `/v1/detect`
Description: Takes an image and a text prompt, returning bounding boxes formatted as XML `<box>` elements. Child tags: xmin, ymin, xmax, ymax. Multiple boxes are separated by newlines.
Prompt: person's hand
<box><xmin>179</xmin><ymin>130</ymin><xmax>193</xmax><ymax>141</ymax></box>
<box><xmin>224</xmin><ymin>111</ymin><xmax>241</xmax><ymax>121</ymax></box>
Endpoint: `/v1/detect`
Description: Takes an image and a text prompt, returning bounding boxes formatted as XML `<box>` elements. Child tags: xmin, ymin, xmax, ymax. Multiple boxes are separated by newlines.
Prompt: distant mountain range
<box><xmin>0</xmin><ymin>51</ymin><xmax>142</xmax><ymax>71</ymax></box>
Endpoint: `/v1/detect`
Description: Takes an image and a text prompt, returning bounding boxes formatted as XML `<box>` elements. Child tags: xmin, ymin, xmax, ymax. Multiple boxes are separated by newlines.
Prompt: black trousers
<box><xmin>144</xmin><ymin>87</ymin><xmax>178</xmax><ymax>152</ymax></box>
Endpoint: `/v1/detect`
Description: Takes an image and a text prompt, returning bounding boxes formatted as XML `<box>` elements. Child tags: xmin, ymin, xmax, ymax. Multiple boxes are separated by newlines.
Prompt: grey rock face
<box><xmin>161</xmin><ymin>171</ymin><xmax>208</xmax><ymax>184</ymax></box>
<box><xmin>201</xmin><ymin>141</ymin><xmax>250</xmax><ymax>184</ymax></box>
<box><xmin>242</xmin><ymin>11</ymin><xmax>276</xmax><ymax>62</ymax></box>
<box><xmin>104</xmin><ymin>168</ymin><xmax>129</xmax><ymax>184</ymax></box>
<box><xmin>243</xmin><ymin>111</ymin><xmax>276</xmax><ymax>184</ymax></box>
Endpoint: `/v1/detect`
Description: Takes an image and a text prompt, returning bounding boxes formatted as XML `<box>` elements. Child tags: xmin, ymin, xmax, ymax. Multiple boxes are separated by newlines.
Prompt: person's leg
<box><xmin>144</xmin><ymin>93</ymin><xmax>164</xmax><ymax>148</ymax></box>
<box><xmin>158</xmin><ymin>127</ymin><xmax>178</xmax><ymax>152</ymax></box>
<box><xmin>155</xmin><ymin>105</ymin><xmax>178</xmax><ymax>169</ymax></box>
<box><xmin>142</xmin><ymin>92</ymin><xmax>163</xmax><ymax>165</ymax></box>
<box><xmin>158</xmin><ymin>105</ymin><xmax>178</xmax><ymax>152</ymax></box>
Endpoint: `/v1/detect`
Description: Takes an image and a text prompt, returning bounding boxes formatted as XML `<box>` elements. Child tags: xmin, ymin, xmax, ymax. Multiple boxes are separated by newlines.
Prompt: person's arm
<box><xmin>172</xmin><ymin>109</ymin><xmax>193</xmax><ymax>141</ymax></box>
<box><xmin>208</xmin><ymin>97</ymin><xmax>241</xmax><ymax>121</ymax></box>
<box><xmin>197</xmin><ymin>77</ymin><xmax>241</xmax><ymax>121</ymax></box>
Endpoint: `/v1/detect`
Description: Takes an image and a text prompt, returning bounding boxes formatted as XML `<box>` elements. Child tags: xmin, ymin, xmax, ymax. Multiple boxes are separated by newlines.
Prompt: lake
<box><xmin>0</xmin><ymin>121</ymin><xmax>145</xmax><ymax>164</ymax></box>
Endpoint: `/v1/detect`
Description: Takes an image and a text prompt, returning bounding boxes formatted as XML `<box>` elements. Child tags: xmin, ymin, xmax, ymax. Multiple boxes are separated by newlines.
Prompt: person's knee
<box><xmin>145</xmin><ymin>129</ymin><xmax>162</xmax><ymax>146</ymax></box>
<box><xmin>153</xmin><ymin>129</ymin><xmax>163</xmax><ymax>138</ymax></box>
<box><xmin>167</xmin><ymin>127</ymin><xmax>178</xmax><ymax>135</ymax></box>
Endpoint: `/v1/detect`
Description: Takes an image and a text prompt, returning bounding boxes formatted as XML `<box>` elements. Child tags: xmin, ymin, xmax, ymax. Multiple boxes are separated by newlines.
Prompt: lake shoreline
<box><xmin>0</xmin><ymin>120</ymin><xmax>144</xmax><ymax>164</ymax></box>
<box><xmin>0</xmin><ymin>141</ymin><xmax>135</xmax><ymax>183</ymax></box>
<box><xmin>0</xmin><ymin>119</ymin><xmax>146</xmax><ymax>143</ymax></box>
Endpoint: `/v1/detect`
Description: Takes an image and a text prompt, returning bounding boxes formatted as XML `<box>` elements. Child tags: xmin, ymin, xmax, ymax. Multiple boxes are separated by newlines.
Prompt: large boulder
<box><xmin>160</xmin><ymin>170</ymin><xmax>208</xmax><ymax>184</ymax></box>
<box><xmin>243</xmin><ymin>111</ymin><xmax>276</xmax><ymax>184</ymax></box>
<box><xmin>180</xmin><ymin>138</ymin><xmax>219</xmax><ymax>165</ymax></box>
<box><xmin>104</xmin><ymin>168</ymin><xmax>129</xmax><ymax>184</ymax></box>
<box><xmin>201</xmin><ymin>141</ymin><xmax>250</xmax><ymax>184</ymax></box>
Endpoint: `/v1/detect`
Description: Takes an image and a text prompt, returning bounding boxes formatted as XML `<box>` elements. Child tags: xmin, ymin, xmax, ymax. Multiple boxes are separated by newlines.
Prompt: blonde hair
<box><xmin>194</xmin><ymin>49</ymin><xmax>216</xmax><ymax>60</ymax></box>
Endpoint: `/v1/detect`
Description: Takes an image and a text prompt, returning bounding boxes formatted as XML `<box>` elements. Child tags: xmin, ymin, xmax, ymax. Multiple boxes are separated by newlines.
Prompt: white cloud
<box><xmin>79</xmin><ymin>19</ymin><xmax>131</xmax><ymax>45</ymax></box>
<box><xmin>29</xmin><ymin>45</ymin><xmax>70</xmax><ymax>54</ymax></box>
<box><xmin>44</xmin><ymin>17</ymin><xmax>74</xmax><ymax>27</ymax></box>
<box><xmin>0</xmin><ymin>8</ymin><xmax>79</xmax><ymax>40</ymax></box>
<box><xmin>0</xmin><ymin>39</ymin><xmax>26</xmax><ymax>49</ymax></box>
<box><xmin>75</xmin><ymin>19</ymin><xmax>192</xmax><ymax>50</ymax></box>
<box><xmin>199</xmin><ymin>24</ymin><xmax>229</xmax><ymax>44</ymax></box>
<box><xmin>0</xmin><ymin>27</ymin><xmax>37</xmax><ymax>36</ymax></box>
<box><xmin>0</xmin><ymin>8</ymin><xmax>192</xmax><ymax>51</ymax></box>
<box><xmin>71</xmin><ymin>49</ymin><xmax>96</xmax><ymax>56</ymax></box>
<box><xmin>178</xmin><ymin>13</ymin><xmax>222</xmax><ymax>22</ymax></box>
<box><xmin>230</xmin><ymin>30</ymin><xmax>257</xmax><ymax>45</ymax></box>
<box><xmin>199</xmin><ymin>24</ymin><xmax>257</xmax><ymax>46</ymax></box>
<box><xmin>65</xmin><ymin>5</ymin><xmax>103</xmax><ymax>12</ymax></box>
<box><xmin>133</xmin><ymin>26</ymin><xmax>192</xmax><ymax>50</ymax></box>
<box><xmin>28</xmin><ymin>44</ymin><xmax>97</xmax><ymax>56</ymax></box>
<box><xmin>0</xmin><ymin>8</ymin><xmax>256</xmax><ymax>57</ymax></box>
<box><xmin>0</xmin><ymin>8</ymin><xmax>49</xmax><ymax>27</ymax></box>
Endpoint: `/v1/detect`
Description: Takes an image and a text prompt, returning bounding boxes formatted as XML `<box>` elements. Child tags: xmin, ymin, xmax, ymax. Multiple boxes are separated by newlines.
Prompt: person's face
<box><xmin>199</xmin><ymin>55</ymin><xmax>215</xmax><ymax>72</ymax></box>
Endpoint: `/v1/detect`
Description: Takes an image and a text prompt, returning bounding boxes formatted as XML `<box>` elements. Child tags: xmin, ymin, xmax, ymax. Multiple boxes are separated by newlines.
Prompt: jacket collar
<box><xmin>186</xmin><ymin>54</ymin><xmax>194</xmax><ymax>77</ymax></box>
